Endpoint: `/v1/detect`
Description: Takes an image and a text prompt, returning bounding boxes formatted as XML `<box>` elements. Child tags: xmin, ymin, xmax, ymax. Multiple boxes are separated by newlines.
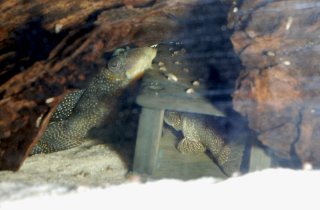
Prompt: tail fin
<box><xmin>218</xmin><ymin>143</ymin><xmax>245</xmax><ymax>176</ymax></box>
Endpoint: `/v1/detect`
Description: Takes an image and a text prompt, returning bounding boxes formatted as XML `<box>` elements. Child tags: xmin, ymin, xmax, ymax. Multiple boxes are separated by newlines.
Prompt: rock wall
<box><xmin>230</xmin><ymin>0</ymin><xmax>320</xmax><ymax>167</ymax></box>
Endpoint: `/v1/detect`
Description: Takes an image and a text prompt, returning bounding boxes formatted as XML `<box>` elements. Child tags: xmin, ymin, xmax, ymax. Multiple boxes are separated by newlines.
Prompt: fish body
<box><xmin>30</xmin><ymin>47</ymin><xmax>157</xmax><ymax>154</ymax></box>
<box><xmin>164</xmin><ymin>111</ymin><xmax>244</xmax><ymax>176</ymax></box>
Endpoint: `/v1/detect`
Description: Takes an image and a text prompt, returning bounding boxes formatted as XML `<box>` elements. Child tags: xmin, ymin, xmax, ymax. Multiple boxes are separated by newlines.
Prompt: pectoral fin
<box><xmin>176</xmin><ymin>137</ymin><xmax>206</xmax><ymax>154</ymax></box>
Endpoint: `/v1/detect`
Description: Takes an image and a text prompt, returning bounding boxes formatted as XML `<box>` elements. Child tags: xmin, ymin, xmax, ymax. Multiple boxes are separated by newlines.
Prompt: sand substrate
<box><xmin>0</xmin><ymin>140</ymin><xmax>130</xmax><ymax>186</ymax></box>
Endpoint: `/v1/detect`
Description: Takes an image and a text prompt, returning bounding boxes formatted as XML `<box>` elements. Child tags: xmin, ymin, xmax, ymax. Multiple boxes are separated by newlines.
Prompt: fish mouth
<box><xmin>125</xmin><ymin>70</ymin><xmax>145</xmax><ymax>80</ymax></box>
<box><xmin>125</xmin><ymin>47</ymin><xmax>157</xmax><ymax>80</ymax></box>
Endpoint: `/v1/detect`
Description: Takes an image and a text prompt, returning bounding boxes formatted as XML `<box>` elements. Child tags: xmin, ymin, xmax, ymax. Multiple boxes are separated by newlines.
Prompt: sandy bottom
<box><xmin>0</xmin><ymin>139</ymin><xmax>131</xmax><ymax>186</ymax></box>
<box><xmin>1</xmin><ymin>169</ymin><xmax>320</xmax><ymax>210</ymax></box>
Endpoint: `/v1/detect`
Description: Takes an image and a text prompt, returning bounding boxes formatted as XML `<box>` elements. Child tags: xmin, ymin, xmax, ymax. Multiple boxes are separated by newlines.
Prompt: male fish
<box><xmin>30</xmin><ymin>47</ymin><xmax>157</xmax><ymax>154</ymax></box>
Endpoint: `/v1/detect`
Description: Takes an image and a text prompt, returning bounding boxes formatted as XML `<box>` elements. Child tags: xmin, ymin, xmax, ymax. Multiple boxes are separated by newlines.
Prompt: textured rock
<box><xmin>230</xmin><ymin>0</ymin><xmax>320</xmax><ymax>166</ymax></box>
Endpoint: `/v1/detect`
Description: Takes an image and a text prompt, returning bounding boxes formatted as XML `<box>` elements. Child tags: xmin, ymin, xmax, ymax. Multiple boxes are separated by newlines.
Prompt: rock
<box><xmin>230</xmin><ymin>0</ymin><xmax>320</xmax><ymax>166</ymax></box>
<box><xmin>123</xmin><ymin>0</ymin><xmax>156</xmax><ymax>8</ymax></box>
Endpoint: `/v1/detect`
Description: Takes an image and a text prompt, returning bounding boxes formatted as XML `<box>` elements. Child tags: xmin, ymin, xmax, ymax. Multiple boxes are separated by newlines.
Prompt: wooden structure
<box><xmin>133</xmin><ymin>69</ymin><xmax>271</xmax><ymax>179</ymax></box>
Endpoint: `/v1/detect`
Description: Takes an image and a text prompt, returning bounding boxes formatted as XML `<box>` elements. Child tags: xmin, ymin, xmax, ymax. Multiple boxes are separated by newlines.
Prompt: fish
<box><xmin>164</xmin><ymin>111</ymin><xmax>244</xmax><ymax>177</ymax></box>
<box><xmin>30</xmin><ymin>47</ymin><xmax>157</xmax><ymax>154</ymax></box>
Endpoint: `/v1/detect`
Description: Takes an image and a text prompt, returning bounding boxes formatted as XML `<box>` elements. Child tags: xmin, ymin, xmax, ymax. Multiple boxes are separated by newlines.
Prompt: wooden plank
<box><xmin>133</xmin><ymin>43</ymin><xmax>228</xmax><ymax>177</ymax></box>
<box><xmin>137</xmin><ymin>94</ymin><xmax>225</xmax><ymax>117</ymax></box>
<box><xmin>136</xmin><ymin>70</ymin><xmax>225</xmax><ymax>117</ymax></box>
<box><xmin>249</xmin><ymin>146</ymin><xmax>272</xmax><ymax>172</ymax></box>
<box><xmin>133</xmin><ymin>107</ymin><xmax>164</xmax><ymax>175</ymax></box>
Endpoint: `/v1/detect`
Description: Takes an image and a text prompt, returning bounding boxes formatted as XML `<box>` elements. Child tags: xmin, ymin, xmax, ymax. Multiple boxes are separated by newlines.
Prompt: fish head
<box><xmin>106</xmin><ymin>46</ymin><xmax>157</xmax><ymax>83</ymax></box>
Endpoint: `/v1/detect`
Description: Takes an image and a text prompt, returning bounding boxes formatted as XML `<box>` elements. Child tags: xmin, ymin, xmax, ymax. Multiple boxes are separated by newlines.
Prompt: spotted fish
<box><xmin>164</xmin><ymin>111</ymin><xmax>244</xmax><ymax>176</ymax></box>
<box><xmin>30</xmin><ymin>47</ymin><xmax>157</xmax><ymax>155</ymax></box>
<box><xmin>50</xmin><ymin>90</ymin><xmax>85</xmax><ymax>122</ymax></box>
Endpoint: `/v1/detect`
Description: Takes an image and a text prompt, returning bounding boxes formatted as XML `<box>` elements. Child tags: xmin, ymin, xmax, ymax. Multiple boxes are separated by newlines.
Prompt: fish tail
<box><xmin>218</xmin><ymin>143</ymin><xmax>245</xmax><ymax>176</ymax></box>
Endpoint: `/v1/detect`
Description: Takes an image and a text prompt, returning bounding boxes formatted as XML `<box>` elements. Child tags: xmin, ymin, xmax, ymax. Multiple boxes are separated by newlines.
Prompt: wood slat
<box><xmin>133</xmin><ymin>108</ymin><xmax>164</xmax><ymax>175</ymax></box>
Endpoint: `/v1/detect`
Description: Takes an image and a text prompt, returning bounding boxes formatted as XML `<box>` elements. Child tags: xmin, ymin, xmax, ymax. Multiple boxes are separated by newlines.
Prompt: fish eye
<box><xmin>108</xmin><ymin>57</ymin><xmax>123</xmax><ymax>72</ymax></box>
<box><xmin>109</xmin><ymin>60</ymin><xmax>118</xmax><ymax>68</ymax></box>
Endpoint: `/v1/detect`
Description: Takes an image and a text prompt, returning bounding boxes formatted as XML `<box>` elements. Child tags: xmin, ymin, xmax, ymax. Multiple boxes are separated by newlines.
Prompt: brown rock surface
<box><xmin>230</xmin><ymin>0</ymin><xmax>320</xmax><ymax>166</ymax></box>
<box><xmin>0</xmin><ymin>0</ymin><xmax>195</xmax><ymax>170</ymax></box>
